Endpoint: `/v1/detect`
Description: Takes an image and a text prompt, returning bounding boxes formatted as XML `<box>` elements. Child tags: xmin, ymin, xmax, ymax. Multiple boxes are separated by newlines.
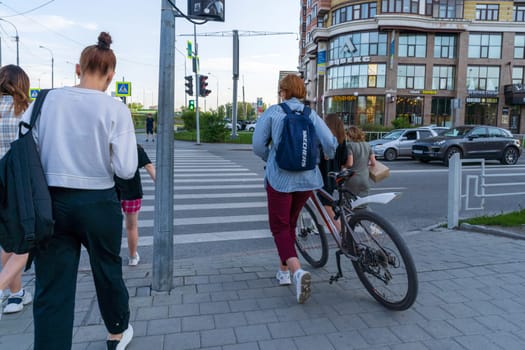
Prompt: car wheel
<box><xmin>384</xmin><ymin>148</ymin><xmax>397</xmax><ymax>161</ymax></box>
<box><xmin>444</xmin><ymin>147</ymin><xmax>462</xmax><ymax>166</ymax></box>
<box><xmin>501</xmin><ymin>147</ymin><xmax>519</xmax><ymax>165</ymax></box>
<box><xmin>249</xmin><ymin>127</ymin><xmax>254</xmax><ymax>132</ymax></box>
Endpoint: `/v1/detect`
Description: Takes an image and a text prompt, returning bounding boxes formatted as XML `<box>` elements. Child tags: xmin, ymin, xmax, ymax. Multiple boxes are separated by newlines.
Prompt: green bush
<box><xmin>201</xmin><ymin>112</ymin><xmax>229</xmax><ymax>143</ymax></box>
<box><xmin>391</xmin><ymin>116</ymin><xmax>412</xmax><ymax>129</ymax></box>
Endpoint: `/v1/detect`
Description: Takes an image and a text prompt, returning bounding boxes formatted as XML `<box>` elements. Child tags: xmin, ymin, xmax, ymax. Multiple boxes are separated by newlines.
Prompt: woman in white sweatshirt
<box><xmin>22</xmin><ymin>32</ymin><xmax>137</xmax><ymax>350</ymax></box>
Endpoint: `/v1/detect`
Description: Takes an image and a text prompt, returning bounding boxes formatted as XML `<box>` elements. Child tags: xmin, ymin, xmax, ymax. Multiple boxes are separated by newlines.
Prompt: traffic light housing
<box><xmin>199</xmin><ymin>75</ymin><xmax>211</xmax><ymax>97</ymax></box>
<box><xmin>185</xmin><ymin>75</ymin><xmax>193</xmax><ymax>96</ymax></box>
<box><xmin>188</xmin><ymin>99</ymin><xmax>195</xmax><ymax>111</ymax></box>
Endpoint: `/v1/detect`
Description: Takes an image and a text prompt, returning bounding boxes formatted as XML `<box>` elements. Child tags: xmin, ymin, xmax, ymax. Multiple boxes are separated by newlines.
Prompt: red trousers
<box><xmin>266</xmin><ymin>183</ymin><xmax>312</xmax><ymax>265</ymax></box>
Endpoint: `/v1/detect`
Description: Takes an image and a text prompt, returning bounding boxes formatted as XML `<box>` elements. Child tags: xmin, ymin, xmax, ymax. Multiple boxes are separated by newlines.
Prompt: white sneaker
<box><xmin>293</xmin><ymin>269</ymin><xmax>312</xmax><ymax>304</ymax></box>
<box><xmin>107</xmin><ymin>324</ymin><xmax>133</xmax><ymax>350</ymax></box>
<box><xmin>3</xmin><ymin>289</ymin><xmax>32</xmax><ymax>314</ymax></box>
<box><xmin>128</xmin><ymin>253</ymin><xmax>140</xmax><ymax>266</ymax></box>
<box><xmin>275</xmin><ymin>270</ymin><xmax>291</xmax><ymax>286</ymax></box>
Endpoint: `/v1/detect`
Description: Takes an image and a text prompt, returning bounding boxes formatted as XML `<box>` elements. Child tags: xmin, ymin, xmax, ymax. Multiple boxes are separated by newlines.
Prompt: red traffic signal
<box><xmin>199</xmin><ymin>75</ymin><xmax>211</xmax><ymax>97</ymax></box>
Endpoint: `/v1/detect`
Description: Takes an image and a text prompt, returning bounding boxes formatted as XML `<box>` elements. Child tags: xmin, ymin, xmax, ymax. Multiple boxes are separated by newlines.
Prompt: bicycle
<box><xmin>295</xmin><ymin>168</ymin><xmax>418</xmax><ymax>311</ymax></box>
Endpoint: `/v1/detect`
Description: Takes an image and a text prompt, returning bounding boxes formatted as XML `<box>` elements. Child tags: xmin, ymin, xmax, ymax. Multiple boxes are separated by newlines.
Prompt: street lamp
<box><xmin>207</xmin><ymin>72</ymin><xmax>219</xmax><ymax>110</ymax></box>
<box><xmin>66</xmin><ymin>61</ymin><xmax>77</xmax><ymax>85</ymax></box>
<box><xmin>39</xmin><ymin>45</ymin><xmax>54</xmax><ymax>88</ymax></box>
<box><xmin>0</xmin><ymin>19</ymin><xmax>19</xmax><ymax>66</ymax></box>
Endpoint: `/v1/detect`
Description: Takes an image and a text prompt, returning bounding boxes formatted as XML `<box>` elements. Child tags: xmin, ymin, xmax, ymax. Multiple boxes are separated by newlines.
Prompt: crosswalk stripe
<box><xmin>140</xmin><ymin>201</ymin><xmax>266</xmax><ymax>211</ymax></box>
<box><xmin>125</xmin><ymin>229</ymin><xmax>271</xmax><ymax>248</ymax></box>
<box><xmin>137</xmin><ymin>214</ymin><xmax>268</xmax><ymax>228</ymax></box>
<box><xmin>142</xmin><ymin>192</ymin><xmax>266</xmax><ymax>200</ymax></box>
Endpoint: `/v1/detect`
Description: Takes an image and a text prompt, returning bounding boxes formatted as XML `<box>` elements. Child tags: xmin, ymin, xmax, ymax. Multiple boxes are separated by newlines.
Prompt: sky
<box><xmin>0</xmin><ymin>0</ymin><xmax>301</xmax><ymax>110</ymax></box>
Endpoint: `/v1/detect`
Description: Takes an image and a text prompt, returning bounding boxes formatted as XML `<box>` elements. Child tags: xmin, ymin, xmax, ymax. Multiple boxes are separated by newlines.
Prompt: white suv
<box><xmin>369</xmin><ymin>127</ymin><xmax>444</xmax><ymax>161</ymax></box>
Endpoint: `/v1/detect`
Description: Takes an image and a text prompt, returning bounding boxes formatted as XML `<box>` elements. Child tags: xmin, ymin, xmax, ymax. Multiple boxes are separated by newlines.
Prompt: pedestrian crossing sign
<box><xmin>29</xmin><ymin>88</ymin><xmax>41</xmax><ymax>100</ymax></box>
<box><xmin>115</xmin><ymin>81</ymin><xmax>131</xmax><ymax>97</ymax></box>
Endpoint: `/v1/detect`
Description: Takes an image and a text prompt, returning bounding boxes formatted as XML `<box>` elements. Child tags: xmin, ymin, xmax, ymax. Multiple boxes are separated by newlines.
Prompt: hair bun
<box><xmin>97</xmin><ymin>32</ymin><xmax>112</xmax><ymax>50</ymax></box>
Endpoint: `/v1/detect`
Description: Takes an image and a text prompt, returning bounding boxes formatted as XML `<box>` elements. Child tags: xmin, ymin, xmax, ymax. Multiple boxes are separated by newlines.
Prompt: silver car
<box><xmin>369</xmin><ymin>127</ymin><xmax>442</xmax><ymax>161</ymax></box>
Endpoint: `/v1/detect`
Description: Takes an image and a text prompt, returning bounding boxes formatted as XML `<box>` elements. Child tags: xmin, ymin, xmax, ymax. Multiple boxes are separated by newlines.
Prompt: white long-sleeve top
<box><xmin>21</xmin><ymin>87</ymin><xmax>137</xmax><ymax>190</ymax></box>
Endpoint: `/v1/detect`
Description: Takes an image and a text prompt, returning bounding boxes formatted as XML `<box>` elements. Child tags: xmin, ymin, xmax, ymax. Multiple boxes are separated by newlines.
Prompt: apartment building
<box><xmin>299</xmin><ymin>0</ymin><xmax>525</xmax><ymax>134</ymax></box>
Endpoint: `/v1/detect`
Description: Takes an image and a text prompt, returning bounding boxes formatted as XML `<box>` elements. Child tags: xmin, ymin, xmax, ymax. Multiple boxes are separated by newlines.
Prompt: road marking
<box><xmin>139</xmin><ymin>201</ymin><xmax>267</xmax><ymax>212</ymax></box>
<box><xmin>123</xmin><ymin>229</ymin><xmax>271</xmax><ymax>248</ymax></box>
<box><xmin>142</xmin><ymin>192</ymin><xmax>266</xmax><ymax>200</ymax></box>
<box><xmin>138</xmin><ymin>214</ymin><xmax>268</xmax><ymax>228</ymax></box>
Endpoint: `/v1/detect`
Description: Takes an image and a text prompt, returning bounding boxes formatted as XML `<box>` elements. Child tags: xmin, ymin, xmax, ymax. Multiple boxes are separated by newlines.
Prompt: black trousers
<box><xmin>33</xmin><ymin>187</ymin><xmax>130</xmax><ymax>350</ymax></box>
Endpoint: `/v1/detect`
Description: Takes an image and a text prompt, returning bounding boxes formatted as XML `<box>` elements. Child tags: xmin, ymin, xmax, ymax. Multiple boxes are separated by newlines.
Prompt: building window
<box><xmin>468</xmin><ymin>33</ymin><xmax>501</xmax><ymax>59</ymax></box>
<box><xmin>432</xmin><ymin>66</ymin><xmax>455</xmax><ymax>90</ymax></box>
<box><xmin>332</xmin><ymin>2</ymin><xmax>376</xmax><ymax>25</ymax></box>
<box><xmin>434</xmin><ymin>35</ymin><xmax>456</xmax><ymax>58</ymax></box>
<box><xmin>431</xmin><ymin>97</ymin><xmax>452</xmax><ymax>127</ymax></box>
<box><xmin>312</xmin><ymin>4</ymin><xmax>317</xmax><ymax>18</ymax></box>
<box><xmin>329</xmin><ymin>32</ymin><xmax>388</xmax><ymax>59</ymax></box>
<box><xmin>476</xmin><ymin>4</ymin><xmax>498</xmax><ymax>21</ymax></box>
<box><xmin>327</xmin><ymin>63</ymin><xmax>387</xmax><ymax>89</ymax></box>
<box><xmin>515</xmin><ymin>5</ymin><xmax>525</xmax><ymax>21</ymax></box>
<box><xmin>397</xmin><ymin>65</ymin><xmax>425</xmax><ymax>89</ymax></box>
<box><xmin>466</xmin><ymin>66</ymin><xmax>500</xmax><ymax>91</ymax></box>
<box><xmin>381</xmin><ymin>0</ymin><xmax>420</xmax><ymax>13</ymax></box>
<box><xmin>515</xmin><ymin>34</ymin><xmax>525</xmax><ymax>59</ymax></box>
<box><xmin>432</xmin><ymin>0</ymin><xmax>464</xmax><ymax>19</ymax></box>
<box><xmin>512</xmin><ymin>67</ymin><xmax>524</xmax><ymax>84</ymax></box>
<box><xmin>398</xmin><ymin>34</ymin><xmax>427</xmax><ymax>58</ymax></box>
<box><xmin>318</xmin><ymin>15</ymin><xmax>325</xmax><ymax>28</ymax></box>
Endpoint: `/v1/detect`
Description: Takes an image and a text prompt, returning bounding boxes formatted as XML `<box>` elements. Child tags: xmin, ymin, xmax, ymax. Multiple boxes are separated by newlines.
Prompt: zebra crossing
<box><xmin>129</xmin><ymin>144</ymin><xmax>271</xmax><ymax>247</ymax></box>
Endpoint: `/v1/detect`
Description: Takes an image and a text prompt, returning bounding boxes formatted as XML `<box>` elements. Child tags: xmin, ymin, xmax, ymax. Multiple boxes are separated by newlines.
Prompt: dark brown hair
<box><xmin>347</xmin><ymin>126</ymin><xmax>366</xmax><ymax>142</ymax></box>
<box><xmin>324</xmin><ymin>113</ymin><xmax>345</xmax><ymax>144</ymax></box>
<box><xmin>0</xmin><ymin>64</ymin><xmax>30</xmax><ymax>116</ymax></box>
<box><xmin>79</xmin><ymin>32</ymin><xmax>116</xmax><ymax>76</ymax></box>
<box><xmin>279</xmin><ymin>74</ymin><xmax>306</xmax><ymax>100</ymax></box>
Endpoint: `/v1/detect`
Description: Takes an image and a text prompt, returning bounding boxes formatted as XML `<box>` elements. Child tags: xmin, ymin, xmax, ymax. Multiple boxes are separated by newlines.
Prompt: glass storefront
<box><xmin>325</xmin><ymin>95</ymin><xmax>386</xmax><ymax>128</ymax></box>
<box><xmin>395</xmin><ymin>96</ymin><xmax>423</xmax><ymax>125</ymax></box>
<box><xmin>510</xmin><ymin>105</ymin><xmax>521</xmax><ymax>134</ymax></box>
<box><xmin>465</xmin><ymin>97</ymin><xmax>498</xmax><ymax>125</ymax></box>
<box><xmin>431</xmin><ymin>97</ymin><xmax>452</xmax><ymax>126</ymax></box>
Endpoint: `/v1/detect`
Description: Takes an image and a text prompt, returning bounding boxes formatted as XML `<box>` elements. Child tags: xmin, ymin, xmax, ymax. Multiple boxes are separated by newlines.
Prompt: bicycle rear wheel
<box><xmin>347</xmin><ymin>209</ymin><xmax>418</xmax><ymax>311</ymax></box>
<box><xmin>295</xmin><ymin>201</ymin><xmax>329</xmax><ymax>268</ymax></box>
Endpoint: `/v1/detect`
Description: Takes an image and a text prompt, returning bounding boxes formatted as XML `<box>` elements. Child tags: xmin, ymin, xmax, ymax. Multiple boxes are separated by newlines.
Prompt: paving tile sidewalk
<box><xmin>3</xmin><ymin>227</ymin><xmax>525</xmax><ymax>349</ymax></box>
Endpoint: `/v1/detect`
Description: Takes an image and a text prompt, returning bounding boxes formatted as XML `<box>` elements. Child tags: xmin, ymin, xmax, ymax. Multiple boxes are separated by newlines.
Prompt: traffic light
<box><xmin>199</xmin><ymin>75</ymin><xmax>211</xmax><ymax>97</ymax></box>
<box><xmin>185</xmin><ymin>75</ymin><xmax>193</xmax><ymax>96</ymax></box>
<box><xmin>188</xmin><ymin>99</ymin><xmax>195</xmax><ymax>111</ymax></box>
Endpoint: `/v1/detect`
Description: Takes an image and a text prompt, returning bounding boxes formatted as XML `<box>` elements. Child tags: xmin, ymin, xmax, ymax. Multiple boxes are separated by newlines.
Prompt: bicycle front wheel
<box><xmin>347</xmin><ymin>209</ymin><xmax>418</xmax><ymax>311</ymax></box>
<box><xmin>295</xmin><ymin>201</ymin><xmax>329</xmax><ymax>268</ymax></box>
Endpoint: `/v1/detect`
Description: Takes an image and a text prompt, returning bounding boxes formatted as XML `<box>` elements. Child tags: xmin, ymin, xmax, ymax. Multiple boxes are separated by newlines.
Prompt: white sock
<box><xmin>10</xmin><ymin>288</ymin><xmax>23</xmax><ymax>297</ymax></box>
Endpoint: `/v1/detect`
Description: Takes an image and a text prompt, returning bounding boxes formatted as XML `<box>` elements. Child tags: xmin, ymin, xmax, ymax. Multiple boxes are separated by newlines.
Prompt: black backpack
<box><xmin>275</xmin><ymin>103</ymin><xmax>318</xmax><ymax>171</ymax></box>
<box><xmin>0</xmin><ymin>89</ymin><xmax>54</xmax><ymax>255</ymax></box>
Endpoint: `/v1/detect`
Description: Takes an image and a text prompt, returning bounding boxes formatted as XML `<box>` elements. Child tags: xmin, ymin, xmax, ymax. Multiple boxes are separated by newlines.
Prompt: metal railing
<box><xmin>447</xmin><ymin>154</ymin><xmax>525</xmax><ymax>228</ymax></box>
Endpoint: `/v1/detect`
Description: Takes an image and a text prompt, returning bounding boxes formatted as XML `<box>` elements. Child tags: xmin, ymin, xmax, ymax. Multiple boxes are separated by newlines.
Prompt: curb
<box><xmin>459</xmin><ymin>222</ymin><xmax>525</xmax><ymax>240</ymax></box>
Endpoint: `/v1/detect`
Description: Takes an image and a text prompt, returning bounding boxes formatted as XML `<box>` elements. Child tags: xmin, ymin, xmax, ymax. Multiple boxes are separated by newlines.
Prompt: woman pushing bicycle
<box><xmin>252</xmin><ymin>74</ymin><xmax>337</xmax><ymax>304</ymax></box>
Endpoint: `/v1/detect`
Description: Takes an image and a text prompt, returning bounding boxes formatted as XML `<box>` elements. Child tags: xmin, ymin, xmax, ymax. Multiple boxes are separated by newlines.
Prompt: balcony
<box><xmin>317</xmin><ymin>0</ymin><xmax>330</xmax><ymax>15</ymax></box>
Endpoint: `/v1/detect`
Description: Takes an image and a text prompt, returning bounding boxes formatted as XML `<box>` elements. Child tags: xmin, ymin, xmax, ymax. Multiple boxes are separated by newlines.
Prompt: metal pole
<box><xmin>194</xmin><ymin>23</ymin><xmax>200</xmax><ymax>145</ymax></box>
<box><xmin>447</xmin><ymin>153</ymin><xmax>461</xmax><ymax>229</ymax></box>
<box><xmin>231</xmin><ymin>30</ymin><xmax>239</xmax><ymax>139</ymax></box>
<box><xmin>51</xmin><ymin>55</ymin><xmax>54</xmax><ymax>88</ymax></box>
<box><xmin>152</xmin><ymin>0</ymin><xmax>175</xmax><ymax>292</ymax></box>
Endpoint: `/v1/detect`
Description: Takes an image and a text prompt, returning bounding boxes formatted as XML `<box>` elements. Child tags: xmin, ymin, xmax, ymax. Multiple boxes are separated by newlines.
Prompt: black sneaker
<box><xmin>106</xmin><ymin>325</ymin><xmax>133</xmax><ymax>350</ymax></box>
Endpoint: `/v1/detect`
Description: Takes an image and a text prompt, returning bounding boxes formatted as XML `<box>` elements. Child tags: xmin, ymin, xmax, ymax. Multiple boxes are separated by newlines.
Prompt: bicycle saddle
<box><xmin>328</xmin><ymin>168</ymin><xmax>355</xmax><ymax>185</ymax></box>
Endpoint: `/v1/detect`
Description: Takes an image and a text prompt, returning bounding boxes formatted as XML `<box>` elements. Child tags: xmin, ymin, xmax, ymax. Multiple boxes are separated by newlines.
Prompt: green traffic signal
<box><xmin>189</xmin><ymin>99</ymin><xmax>195</xmax><ymax>111</ymax></box>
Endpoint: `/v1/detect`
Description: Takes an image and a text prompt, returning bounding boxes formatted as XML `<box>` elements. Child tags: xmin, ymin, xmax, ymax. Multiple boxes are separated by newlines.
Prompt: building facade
<box><xmin>299</xmin><ymin>0</ymin><xmax>525</xmax><ymax>134</ymax></box>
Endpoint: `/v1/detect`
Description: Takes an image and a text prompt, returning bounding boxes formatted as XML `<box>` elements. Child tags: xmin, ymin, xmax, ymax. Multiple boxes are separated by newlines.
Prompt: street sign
<box><xmin>29</xmin><ymin>88</ymin><xmax>41</xmax><ymax>100</ymax></box>
<box><xmin>115</xmin><ymin>81</ymin><xmax>131</xmax><ymax>97</ymax></box>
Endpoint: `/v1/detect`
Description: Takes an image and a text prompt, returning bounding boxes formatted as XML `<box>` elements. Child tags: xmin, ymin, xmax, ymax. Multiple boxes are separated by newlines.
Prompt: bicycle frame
<box><xmin>306</xmin><ymin>187</ymin><xmax>402</xmax><ymax>254</ymax></box>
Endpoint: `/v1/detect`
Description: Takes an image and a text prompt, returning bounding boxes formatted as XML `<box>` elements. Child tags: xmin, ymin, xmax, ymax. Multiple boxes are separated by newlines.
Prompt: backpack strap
<box><xmin>279</xmin><ymin>102</ymin><xmax>311</xmax><ymax>117</ymax></box>
<box><xmin>19</xmin><ymin>89</ymin><xmax>51</xmax><ymax>137</ymax></box>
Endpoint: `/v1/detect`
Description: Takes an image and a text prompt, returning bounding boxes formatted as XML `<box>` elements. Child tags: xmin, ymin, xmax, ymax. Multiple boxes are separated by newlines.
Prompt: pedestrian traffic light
<box><xmin>188</xmin><ymin>99</ymin><xmax>195</xmax><ymax>111</ymax></box>
<box><xmin>199</xmin><ymin>74</ymin><xmax>211</xmax><ymax>97</ymax></box>
<box><xmin>185</xmin><ymin>75</ymin><xmax>193</xmax><ymax>96</ymax></box>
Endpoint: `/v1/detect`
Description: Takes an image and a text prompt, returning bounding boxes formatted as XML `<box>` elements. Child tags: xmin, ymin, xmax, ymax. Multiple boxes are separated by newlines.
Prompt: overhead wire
<box><xmin>0</xmin><ymin>0</ymin><xmax>55</xmax><ymax>17</ymax></box>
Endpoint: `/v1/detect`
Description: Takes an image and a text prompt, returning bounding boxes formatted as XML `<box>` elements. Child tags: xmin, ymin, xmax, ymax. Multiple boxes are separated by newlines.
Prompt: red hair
<box><xmin>279</xmin><ymin>74</ymin><xmax>306</xmax><ymax>100</ymax></box>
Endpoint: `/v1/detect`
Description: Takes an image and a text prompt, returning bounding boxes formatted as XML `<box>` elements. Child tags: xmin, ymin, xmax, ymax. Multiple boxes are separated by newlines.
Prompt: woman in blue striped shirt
<box><xmin>253</xmin><ymin>74</ymin><xmax>337</xmax><ymax>304</ymax></box>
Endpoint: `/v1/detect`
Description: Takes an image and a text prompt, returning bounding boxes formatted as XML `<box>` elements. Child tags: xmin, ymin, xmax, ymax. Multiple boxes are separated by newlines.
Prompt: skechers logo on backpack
<box><xmin>275</xmin><ymin>103</ymin><xmax>318</xmax><ymax>171</ymax></box>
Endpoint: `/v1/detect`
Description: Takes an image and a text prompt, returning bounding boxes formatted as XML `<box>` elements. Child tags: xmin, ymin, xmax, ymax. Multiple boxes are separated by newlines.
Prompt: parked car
<box><xmin>411</xmin><ymin>125</ymin><xmax>522</xmax><ymax>166</ymax></box>
<box><xmin>369</xmin><ymin>127</ymin><xmax>442</xmax><ymax>161</ymax></box>
<box><xmin>246</xmin><ymin>121</ymin><xmax>257</xmax><ymax>132</ymax></box>
<box><xmin>224</xmin><ymin>119</ymin><xmax>241</xmax><ymax>131</ymax></box>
